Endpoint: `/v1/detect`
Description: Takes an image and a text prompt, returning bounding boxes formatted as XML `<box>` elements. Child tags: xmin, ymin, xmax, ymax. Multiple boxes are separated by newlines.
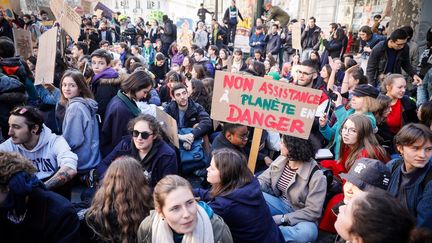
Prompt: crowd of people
<box><xmin>1</xmin><ymin>1</ymin><xmax>432</xmax><ymax>242</ymax></box>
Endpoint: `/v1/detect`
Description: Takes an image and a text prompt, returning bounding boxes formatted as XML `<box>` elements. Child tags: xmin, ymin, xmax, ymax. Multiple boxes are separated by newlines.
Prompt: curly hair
<box><xmin>86</xmin><ymin>156</ymin><xmax>153</xmax><ymax>243</ymax></box>
<box><xmin>127</xmin><ymin>114</ymin><xmax>165</xmax><ymax>140</ymax></box>
<box><xmin>0</xmin><ymin>152</ymin><xmax>37</xmax><ymax>184</ymax></box>
<box><xmin>282</xmin><ymin>135</ymin><xmax>317</xmax><ymax>162</ymax></box>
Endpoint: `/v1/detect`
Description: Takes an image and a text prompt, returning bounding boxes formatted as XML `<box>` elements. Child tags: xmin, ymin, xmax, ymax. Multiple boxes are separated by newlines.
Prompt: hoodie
<box><xmin>0</xmin><ymin>125</ymin><xmax>77</xmax><ymax>180</ymax></box>
<box><xmin>62</xmin><ymin>97</ymin><xmax>101</xmax><ymax>172</ymax></box>
<box><xmin>194</xmin><ymin>178</ymin><xmax>285</xmax><ymax>243</ymax></box>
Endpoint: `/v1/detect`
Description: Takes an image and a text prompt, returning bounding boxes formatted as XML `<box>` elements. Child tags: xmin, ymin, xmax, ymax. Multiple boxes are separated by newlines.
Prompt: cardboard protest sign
<box><xmin>94</xmin><ymin>2</ymin><xmax>113</xmax><ymax>19</ymax></box>
<box><xmin>35</xmin><ymin>27</ymin><xmax>58</xmax><ymax>85</ymax></box>
<box><xmin>81</xmin><ymin>0</ymin><xmax>95</xmax><ymax>14</ymax></box>
<box><xmin>50</xmin><ymin>0</ymin><xmax>81</xmax><ymax>42</ymax></box>
<box><xmin>156</xmin><ymin>108</ymin><xmax>179</xmax><ymax>148</ymax></box>
<box><xmin>39</xmin><ymin>6</ymin><xmax>56</xmax><ymax>20</ymax></box>
<box><xmin>13</xmin><ymin>29</ymin><xmax>33</xmax><ymax>59</ymax></box>
<box><xmin>211</xmin><ymin>71</ymin><xmax>322</xmax><ymax>139</ymax></box>
<box><xmin>292</xmin><ymin>22</ymin><xmax>302</xmax><ymax>51</ymax></box>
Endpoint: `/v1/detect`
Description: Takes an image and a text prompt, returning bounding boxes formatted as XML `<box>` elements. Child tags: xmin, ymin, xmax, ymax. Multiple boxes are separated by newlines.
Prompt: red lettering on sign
<box><xmin>223</xmin><ymin>75</ymin><xmax>254</xmax><ymax>91</ymax></box>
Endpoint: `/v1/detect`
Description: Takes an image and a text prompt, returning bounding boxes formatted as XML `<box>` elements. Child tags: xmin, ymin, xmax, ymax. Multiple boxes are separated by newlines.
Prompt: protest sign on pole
<box><xmin>292</xmin><ymin>22</ymin><xmax>302</xmax><ymax>51</ymax></box>
<box><xmin>35</xmin><ymin>27</ymin><xmax>58</xmax><ymax>85</ymax></box>
<box><xmin>94</xmin><ymin>2</ymin><xmax>113</xmax><ymax>20</ymax></box>
<box><xmin>211</xmin><ymin>71</ymin><xmax>322</xmax><ymax>138</ymax></box>
<box><xmin>50</xmin><ymin>0</ymin><xmax>81</xmax><ymax>42</ymax></box>
<box><xmin>156</xmin><ymin>108</ymin><xmax>179</xmax><ymax>149</ymax></box>
<box><xmin>13</xmin><ymin>29</ymin><xmax>33</xmax><ymax>59</ymax></box>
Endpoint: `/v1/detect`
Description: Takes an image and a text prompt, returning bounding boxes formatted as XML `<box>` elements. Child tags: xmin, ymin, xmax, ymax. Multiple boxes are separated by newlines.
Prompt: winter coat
<box><xmin>141</xmin><ymin>46</ymin><xmax>156</xmax><ymax>66</ymax></box>
<box><xmin>322</xmin><ymin>38</ymin><xmax>344</xmax><ymax>59</ymax></box>
<box><xmin>62</xmin><ymin>97</ymin><xmax>101</xmax><ymax>173</ymax></box>
<box><xmin>265</xmin><ymin>33</ymin><xmax>281</xmax><ymax>55</ymax></box>
<box><xmin>301</xmin><ymin>25</ymin><xmax>321</xmax><ymax>50</ymax></box>
<box><xmin>249</xmin><ymin>32</ymin><xmax>266</xmax><ymax>56</ymax></box>
<box><xmin>387</xmin><ymin>159</ymin><xmax>432</xmax><ymax>230</ymax></box>
<box><xmin>161</xmin><ymin>19</ymin><xmax>176</xmax><ymax>45</ymax></box>
<box><xmin>366</xmin><ymin>39</ymin><xmax>417</xmax><ymax>87</ymax></box>
<box><xmin>90</xmin><ymin>67</ymin><xmax>121</xmax><ymax>121</ymax></box>
<box><xmin>97</xmin><ymin>136</ymin><xmax>178</xmax><ymax>188</ymax></box>
<box><xmin>194</xmin><ymin>178</ymin><xmax>285</xmax><ymax>243</ymax></box>
<box><xmin>258</xmin><ymin>156</ymin><xmax>327</xmax><ymax>225</ymax></box>
<box><xmin>266</xmin><ymin>6</ymin><xmax>290</xmax><ymax>28</ymax></box>
<box><xmin>0</xmin><ymin>187</ymin><xmax>80</xmax><ymax>242</ymax></box>
<box><xmin>164</xmin><ymin>99</ymin><xmax>212</xmax><ymax>139</ymax></box>
<box><xmin>0</xmin><ymin>125</ymin><xmax>78</xmax><ymax>180</ymax></box>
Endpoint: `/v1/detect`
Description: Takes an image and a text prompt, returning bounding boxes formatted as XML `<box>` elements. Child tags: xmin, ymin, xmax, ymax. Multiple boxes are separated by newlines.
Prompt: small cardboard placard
<box><xmin>292</xmin><ymin>22</ymin><xmax>302</xmax><ymax>51</ymax></box>
<box><xmin>211</xmin><ymin>71</ymin><xmax>322</xmax><ymax>139</ymax></box>
<box><xmin>35</xmin><ymin>27</ymin><xmax>58</xmax><ymax>85</ymax></box>
<box><xmin>156</xmin><ymin>108</ymin><xmax>179</xmax><ymax>149</ymax></box>
<box><xmin>13</xmin><ymin>29</ymin><xmax>33</xmax><ymax>59</ymax></box>
<box><xmin>50</xmin><ymin>0</ymin><xmax>81</xmax><ymax>42</ymax></box>
<box><xmin>94</xmin><ymin>2</ymin><xmax>113</xmax><ymax>20</ymax></box>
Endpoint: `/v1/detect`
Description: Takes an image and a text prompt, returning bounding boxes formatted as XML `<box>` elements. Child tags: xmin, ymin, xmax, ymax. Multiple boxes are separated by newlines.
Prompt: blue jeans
<box><xmin>263</xmin><ymin>192</ymin><xmax>318</xmax><ymax>243</ymax></box>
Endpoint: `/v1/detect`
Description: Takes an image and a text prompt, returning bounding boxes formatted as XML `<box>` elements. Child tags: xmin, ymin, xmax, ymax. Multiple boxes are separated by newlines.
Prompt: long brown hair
<box><xmin>86</xmin><ymin>156</ymin><xmax>153</xmax><ymax>243</ymax></box>
<box><xmin>339</xmin><ymin>114</ymin><xmax>389</xmax><ymax>170</ymax></box>
<box><xmin>210</xmin><ymin>148</ymin><xmax>253</xmax><ymax>197</ymax></box>
<box><xmin>60</xmin><ymin>69</ymin><xmax>94</xmax><ymax>105</ymax></box>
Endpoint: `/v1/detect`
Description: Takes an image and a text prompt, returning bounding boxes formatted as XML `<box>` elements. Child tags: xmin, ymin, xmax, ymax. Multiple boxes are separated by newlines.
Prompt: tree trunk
<box><xmin>388</xmin><ymin>0</ymin><xmax>422</xmax><ymax>34</ymax></box>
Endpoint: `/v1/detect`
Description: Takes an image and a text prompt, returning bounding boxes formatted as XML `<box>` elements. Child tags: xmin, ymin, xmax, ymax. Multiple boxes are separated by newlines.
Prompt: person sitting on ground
<box><xmin>258</xmin><ymin>135</ymin><xmax>327</xmax><ymax>243</ymax></box>
<box><xmin>195</xmin><ymin>148</ymin><xmax>285</xmax><ymax>242</ymax></box>
<box><xmin>0</xmin><ymin>152</ymin><xmax>80</xmax><ymax>242</ymax></box>
<box><xmin>0</xmin><ymin>106</ymin><xmax>77</xmax><ymax>197</ymax></box>
<box><xmin>387</xmin><ymin>123</ymin><xmax>432</xmax><ymax>230</ymax></box>
<box><xmin>85</xmin><ymin>156</ymin><xmax>153</xmax><ymax>242</ymax></box>
<box><xmin>335</xmin><ymin>192</ymin><xmax>432</xmax><ymax>243</ymax></box>
<box><xmin>97</xmin><ymin>114</ymin><xmax>178</xmax><ymax>188</ymax></box>
<box><xmin>164</xmin><ymin>83</ymin><xmax>212</xmax><ymax>151</ymax></box>
<box><xmin>149</xmin><ymin>52</ymin><xmax>169</xmax><ymax>86</ymax></box>
<box><xmin>137</xmin><ymin>175</ymin><xmax>233</xmax><ymax>242</ymax></box>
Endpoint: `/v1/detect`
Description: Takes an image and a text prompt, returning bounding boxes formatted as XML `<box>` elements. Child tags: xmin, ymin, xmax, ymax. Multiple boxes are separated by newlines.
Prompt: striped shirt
<box><xmin>277</xmin><ymin>165</ymin><xmax>297</xmax><ymax>201</ymax></box>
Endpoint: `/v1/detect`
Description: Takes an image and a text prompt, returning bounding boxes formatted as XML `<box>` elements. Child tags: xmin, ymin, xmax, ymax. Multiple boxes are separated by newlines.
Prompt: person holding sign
<box><xmin>258</xmin><ymin>135</ymin><xmax>326</xmax><ymax>242</ymax></box>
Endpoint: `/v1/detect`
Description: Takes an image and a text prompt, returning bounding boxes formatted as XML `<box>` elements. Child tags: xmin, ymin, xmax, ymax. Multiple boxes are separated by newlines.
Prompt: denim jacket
<box><xmin>387</xmin><ymin>159</ymin><xmax>432</xmax><ymax>230</ymax></box>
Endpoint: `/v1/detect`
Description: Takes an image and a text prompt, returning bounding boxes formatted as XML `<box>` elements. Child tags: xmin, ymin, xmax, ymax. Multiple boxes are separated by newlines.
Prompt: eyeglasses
<box><xmin>132</xmin><ymin>130</ymin><xmax>153</xmax><ymax>139</ymax></box>
<box><xmin>341</xmin><ymin>127</ymin><xmax>357</xmax><ymax>135</ymax></box>
<box><xmin>296</xmin><ymin>70</ymin><xmax>315</xmax><ymax>76</ymax></box>
<box><xmin>238</xmin><ymin>132</ymin><xmax>249</xmax><ymax>141</ymax></box>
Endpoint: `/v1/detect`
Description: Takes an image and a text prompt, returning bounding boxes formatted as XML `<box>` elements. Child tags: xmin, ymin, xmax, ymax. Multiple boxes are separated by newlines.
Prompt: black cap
<box><xmin>352</xmin><ymin>84</ymin><xmax>379</xmax><ymax>99</ymax></box>
<box><xmin>340</xmin><ymin>158</ymin><xmax>391</xmax><ymax>191</ymax></box>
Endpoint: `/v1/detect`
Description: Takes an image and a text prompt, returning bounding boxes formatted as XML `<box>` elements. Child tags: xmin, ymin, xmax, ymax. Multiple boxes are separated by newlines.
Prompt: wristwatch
<box><xmin>280</xmin><ymin>214</ymin><xmax>285</xmax><ymax>224</ymax></box>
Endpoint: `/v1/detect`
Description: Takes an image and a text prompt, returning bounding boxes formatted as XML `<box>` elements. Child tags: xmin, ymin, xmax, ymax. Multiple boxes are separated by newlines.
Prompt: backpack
<box><xmin>178</xmin><ymin>128</ymin><xmax>208</xmax><ymax>175</ymax></box>
<box><xmin>390</xmin><ymin>159</ymin><xmax>432</xmax><ymax>191</ymax></box>
<box><xmin>308</xmin><ymin>164</ymin><xmax>343</xmax><ymax>208</ymax></box>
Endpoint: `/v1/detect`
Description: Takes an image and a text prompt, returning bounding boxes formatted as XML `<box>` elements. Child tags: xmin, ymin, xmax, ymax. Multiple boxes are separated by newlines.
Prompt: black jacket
<box><xmin>160</xmin><ymin>19</ymin><xmax>176</xmax><ymax>45</ymax></box>
<box><xmin>164</xmin><ymin>99</ymin><xmax>212</xmax><ymax>139</ymax></box>
<box><xmin>301</xmin><ymin>25</ymin><xmax>321</xmax><ymax>50</ymax></box>
<box><xmin>97</xmin><ymin>29</ymin><xmax>113</xmax><ymax>45</ymax></box>
<box><xmin>366</xmin><ymin>40</ymin><xmax>416</xmax><ymax>87</ymax></box>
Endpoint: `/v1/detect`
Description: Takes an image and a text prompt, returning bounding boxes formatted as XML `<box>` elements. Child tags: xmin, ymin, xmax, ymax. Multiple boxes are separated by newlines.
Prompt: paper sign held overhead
<box><xmin>292</xmin><ymin>22</ymin><xmax>302</xmax><ymax>51</ymax></box>
<box><xmin>13</xmin><ymin>29</ymin><xmax>33</xmax><ymax>59</ymax></box>
<box><xmin>35</xmin><ymin>27</ymin><xmax>58</xmax><ymax>85</ymax></box>
<box><xmin>211</xmin><ymin>71</ymin><xmax>322</xmax><ymax>139</ymax></box>
<box><xmin>50</xmin><ymin>0</ymin><xmax>81</xmax><ymax>42</ymax></box>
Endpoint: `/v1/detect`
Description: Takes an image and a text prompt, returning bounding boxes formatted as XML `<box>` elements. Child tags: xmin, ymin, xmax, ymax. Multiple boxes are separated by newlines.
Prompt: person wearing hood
<box><xmin>97</xmin><ymin>114</ymin><xmax>178</xmax><ymax>188</ymax></box>
<box><xmin>194</xmin><ymin>148</ymin><xmax>285</xmax><ymax>243</ymax></box>
<box><xmin>100</xmin><ymin>70</ymin><xmax>154</xmax><ymax>157</ymax></box>
<box><xmin>90</xmin><ymin>49</ymin><xmax>121</xmax><ymax>122</ymax></box>
<box><xmin>0</xmin><ymin>106</ymin><xmax>78</xmax><ymax>198</ymax></box>
<box><xmin>60</xmin><ymin>70</ymin><xmax>101</xmax><ymax>174</ymax></box>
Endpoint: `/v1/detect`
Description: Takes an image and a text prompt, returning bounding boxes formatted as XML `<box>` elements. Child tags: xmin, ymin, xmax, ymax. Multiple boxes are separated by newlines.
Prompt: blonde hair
<box><xmin>0</xmin><ymin>152</ymin><xmax>36</xmax><ymax>184</ymax></box>
<box><xmin>153</xmin><ymin>175</ymin><xmax>193</xmax><ymax>212</ymax></box>
<box><xmin>381</xmin><ymin>73</ymin><xmax>405</xmax><ymax>93</ymax></box>
<box><xmin>360</xmin><ymin>96</ymin><xmax>381</xmax><ymax>113</ymax></box>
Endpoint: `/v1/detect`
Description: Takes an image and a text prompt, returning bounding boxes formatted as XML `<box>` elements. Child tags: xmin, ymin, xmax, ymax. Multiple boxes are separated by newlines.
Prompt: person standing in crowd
<box><xmin>262</xmin><ymin>2</ymin><xmax>290</xmax><ymax>30</ymax></box>
<box><xmin>0</xmin><ymin>152</ymin><xmax>80</xmax><ymax>242</ymax></box>
<box><xmin>59</xmin><ymin>70</ymin><xmax>101</xmax><ymax>176</ymax></box>
<box><xmin>0</xmin><ymin>12</ymin><xmax>13</xmax><ymax>40</ymax></box>
<box><xmin>89</xmin><ymin>49</ymin><xmax>121</xmax><ymax>122</ymax></box>
<box><xmin>301</xmin><ymin>17</ymin><xmax>321</xmax><ymax>61</ymax></box>
<box><xmin>97</xmin><ymin>114</ymin><xmax>178</xmax><ymax>188</ymax></box>
<box><xmin>258</xmin><ymin>135</ymin><xmax>327</xmax><ymax>242</ymax></box>
<box><xmin>356</xmin><ymin>25</ymin><xmax>386</xmax><ymax>71</ymax></box>
<box><xmin>197</xmin><ymin>3</ymin><xmax>214</xmax><ymax>23</ymax></box>
<box><xmin>223</xmin><ymin>0</ymin><xmax>244</xmax><ymax>45</ymax></box>
<box><xmin>335</xmin><ymin>192</ymin><xmax>432</xmax><ymax>243</ymax></box>
<box><xmin>0</xmin><ymin>106</ymin><xmax>78</xmax><ymax>197</ymax></box>
<box><xmin>85</xmin><ymin>157</ymin><xmax>153</xmax><ymax>242</ymax></box>
<box><xmin>210</xmin><ymin>19</ymin><xmax>227</xmax><ymax>49</ymax></box>
<box><xmin>387</xmin><ymin>123</ymin><xmax>432</xmax><ymax>230</ymax></box>
<box><xmin>117</xmin><ymin>42</ymin><xmax>132</xmax><ymax>67</ymax></box>
<box><xmin>194</xmin><ymin>21</ymin><xmax>209</xmax><ymax>49</ymax></box>
<box><xmin>100</xmin><ymin>70</ymin><xmax>153</xmax><ymax>157</ymax></box>
<box><xmin>160</xmin><ymin>15</ymin><xmax>176</xmax><ymax>56</ymax></box>
<box><xmin>321</xmin><ymin>28</ymin><xmax>345</xmax><ymax>65</ymax></box>
<box><xmin>195</xmin><ymin>148</ymin><xmax>285</xmax><ymax>243</ymax></box>
<box><xmin>367</xmin><ymin>28</ymin><xmax>422</xmax><ymax>87</ymax></box>
<box><xmin>22</xmin><ymin>14</ymin><xmax>41</xmax><ymax>43</ymax></box>
<box><xmin>265</xmin><ymin>24</ymin><xmax>282</xmax><ymax>63</ymax></box>
<box><xmin>137</xmin><ymin>175</ymin><xmax>233</xmax><ymax>242</ymax></box>
<box><xmin>97</xmin><ymin>21</ymin><xmax>113</xmax><ymax>45</ymax></box>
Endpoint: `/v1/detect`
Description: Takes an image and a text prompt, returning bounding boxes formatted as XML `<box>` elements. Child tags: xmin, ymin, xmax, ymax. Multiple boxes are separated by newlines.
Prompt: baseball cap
<box><xmin>340</xmin><ymin>158</ymin><xmax>391</xmax><ymax>191</ymax></box>
<box><xmin>351</xmin><ymin>84</ymin><xmax>380</xmax><ymax>99</ymax></box>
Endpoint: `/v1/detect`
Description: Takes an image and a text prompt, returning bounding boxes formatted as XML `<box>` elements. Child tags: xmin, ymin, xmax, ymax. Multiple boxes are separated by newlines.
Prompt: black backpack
<box><xmin>307</xmin><ymin>164</ymin><xmax>343</xmax><ymax>208</ymax></box>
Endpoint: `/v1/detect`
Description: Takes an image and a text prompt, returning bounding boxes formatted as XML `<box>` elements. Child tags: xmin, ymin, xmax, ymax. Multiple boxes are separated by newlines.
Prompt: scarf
<box><xmin>116</xmin><ymin>90</ymin><xmax>142</xmax><ymax>116</ymax></box>
<box><xmin>151</xmin><ymin>205</ymin><xmax>214</xmax><ymax>243</ymax></box>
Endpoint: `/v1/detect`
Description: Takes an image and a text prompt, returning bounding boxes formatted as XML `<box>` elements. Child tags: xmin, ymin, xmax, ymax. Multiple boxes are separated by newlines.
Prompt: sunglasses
<box><xmin>132</xmin><ymin>130</ymin><xmax>153</xmax><ymax>139</ymax></box>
